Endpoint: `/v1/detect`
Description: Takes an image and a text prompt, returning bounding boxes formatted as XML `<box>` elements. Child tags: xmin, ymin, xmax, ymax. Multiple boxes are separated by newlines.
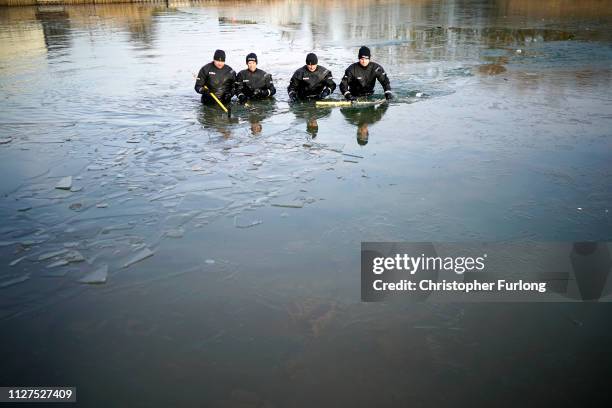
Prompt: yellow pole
<box><xmin>202</xmin><ymin>85</ymin><xmax>229</xmax><ymax>114</ymax></box>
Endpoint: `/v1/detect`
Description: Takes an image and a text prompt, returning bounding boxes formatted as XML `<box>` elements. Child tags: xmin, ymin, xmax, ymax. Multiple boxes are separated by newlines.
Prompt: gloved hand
<box><xmin>199</xmin><ymin>86</ymin><xmax>210</xmax><ymax>94</ymax></box>
<box><xmin>385</xmin><ymin>91</ymin><xmax>393</xmax><ymax>101</ymax></box>
<box><xmin>344</xmin><ymin>92</ymin><xmax>356</xmax><ymax>101</ymax></box>
<box><xmin>319</xmin><ymin>88</ymin><xmax>331</xmax><ymax>99</ymax></box>
<box><xmin>253</xmin><ymin>89</ymin><xmax>262</xmax><ymax>98</ymax></box>
<box><xmin>238</xmin><ymin>94</ymin><xmax>247</xmax><ymax>104</ymax></box>
<box><xmin>289</xmin><ymin>92</ymin><xmax>298</xmax><ymax>103</ymax></box>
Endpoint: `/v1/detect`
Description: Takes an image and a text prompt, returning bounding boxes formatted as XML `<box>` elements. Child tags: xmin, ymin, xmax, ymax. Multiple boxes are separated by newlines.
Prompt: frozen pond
<box><xmin>1</xmin><ymin>0</ymin><xmax>611</xmax><ymax>406</ymax></box>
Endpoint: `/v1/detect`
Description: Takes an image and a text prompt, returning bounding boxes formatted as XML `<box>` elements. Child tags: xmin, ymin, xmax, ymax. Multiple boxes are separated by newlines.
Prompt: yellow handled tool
<box><xmin>202</xmin><ymin>85</ymin><xmax>229</xmax><ymax>113</ymax></box>
<box><xmin>195</xmin><ymin>75</ymin><xmax>232</xmax><ymax>117</ymax></box>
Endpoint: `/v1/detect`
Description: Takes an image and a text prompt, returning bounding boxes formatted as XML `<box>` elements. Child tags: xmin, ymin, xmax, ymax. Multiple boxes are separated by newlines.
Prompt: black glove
<box><xmin>253</xmin><ymin>89</ymin><xmax>262</xmax><ymax>98</ymax></box>
<box><xmin>199</xmin><ymin>86</ymin><xmax>210</xmax><ymax>94</ymax></box>
<box><xmin>238</xmin><ymin>94</ymin><xmax>247</xmax><ymax>104</ymax></box>
<box><xmin>289</xmin><ymin>92</ymin><xmax>298</xmax><ymax>103</ymax></box>
<box><xmin>345</xmin><ymin>92</ymin><xmax>356</xmax><ymax>101</ymax></box>
<box><xmin>319</xmin><ymin>88</ymin><xmax>331</xmax><ymax>99</ymax></box>
<box><xmin>385</xmin><ymin>92</ymin><xmax>393</xmax><ymax>101</ymax></box>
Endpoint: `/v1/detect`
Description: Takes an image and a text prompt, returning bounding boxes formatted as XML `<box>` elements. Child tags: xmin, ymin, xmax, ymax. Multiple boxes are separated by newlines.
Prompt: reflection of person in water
<box><xmin>340</xmin><ymin>103</ymin><xmax>389</xmax><ymax>145</ymax></box>
<box><xmin>245</xmin><ymin>98</ymin><xmax>277</xmax><ymax>135</ymax></box>
<box><xmin>289</xmin><ymin>103</ymin><xmax>332</xmax><ymax>138</ymax></box>
<box><xmin>196</xmin><ymin>104</ymin><xmax>239</xmax><ymax>139</ymax></box>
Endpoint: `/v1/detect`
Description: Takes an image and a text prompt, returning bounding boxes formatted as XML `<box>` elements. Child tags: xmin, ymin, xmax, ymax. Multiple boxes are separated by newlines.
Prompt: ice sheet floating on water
<box><xmin>9</xmin><ymin>256</ymin><xmax>26</xmax><ymax>267</ymax></box>
<box><xmin>55</xmin><ymin>176</ymin><xmax>73</xmax><ymax>190</ymax></box>
<box><xmin>0</xmin><ymin>274</ymin><xmax>30</xmax><ymax>288</ymax></box>
<box><xmin>233</xmin><ymin>216</ymin><xmax>262</xmax><ymax>229</ymax></box>
<box><xmin>65</xmin><ymin>250</ymin><xmax>85</xmax><ymax>263</ymax></box>
<box><xmin>38</xmin><ymin>249</ymin><xmax>69</xmax><ymax>261</ymax></box>
<box><xmin>78</xmin><ymin>265</ymin><xmax>108</xmax><ymax>284</ymax></box>
<box><xmin>271</xmin><ymin>201</ymin><xmax>304</xmax><ymax>209</ymax></box>
<box><xmin>47</xmin><ymin>259</ymin><xmax>69</xmax><ymax>268</ymax></box>
<box><xmin>123</xmin><ymin>247</ymin><xmax>155</xmax><ymax>268</ymax></box>
<box><xmin>164</xmin><ymin>228</ymin><xmax>185</xmax><ymax>238</ymax></box>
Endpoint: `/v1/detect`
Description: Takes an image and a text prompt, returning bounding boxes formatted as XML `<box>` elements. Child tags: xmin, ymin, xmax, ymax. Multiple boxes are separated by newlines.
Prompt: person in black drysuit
<box><xmin>194</xmin><ymin>49</ymin><xmax>236</xmax><ymax>105</ymax></box>
<box><xmin>340</xmin><ymin>46</ymin><xmax>393</xmax><ymax>101</ymax></box>
<box><xmin>235</xmin><ymin>53</ymin><xmax>276</xmax><ymax>104</ymax></box>
<box><xmin>287</xmin><ymin>53</ymin><xmax>336</xmax><ymax>102</ymax></box>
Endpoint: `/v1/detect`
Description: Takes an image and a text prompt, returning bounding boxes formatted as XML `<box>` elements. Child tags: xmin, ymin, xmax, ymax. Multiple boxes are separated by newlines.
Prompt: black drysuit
<box><xmin>339</xmin><ymin>62</ymin><xmax>391</xmax><ymax>98</ymax></box>
<box><xmin>194</xmin><ymin>62</ymin><xmax>236</xmax><ymax>104</ymax></box>
<box><xmin>287</xmin><ymin>65</ymin><xmax>336</xmax><ymax>100</ymax></box>
<box><xmin>235</xmin><ymin>68</ymin><xmax>276</xmax><ymax>100</ymax></box>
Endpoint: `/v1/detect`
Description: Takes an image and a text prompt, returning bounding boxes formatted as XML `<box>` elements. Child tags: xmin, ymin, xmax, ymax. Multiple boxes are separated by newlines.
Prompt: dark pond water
<box><xmin>1</xmin><ymin>0</ymin><xmax>611</xmax><ymax>406</ymax></box>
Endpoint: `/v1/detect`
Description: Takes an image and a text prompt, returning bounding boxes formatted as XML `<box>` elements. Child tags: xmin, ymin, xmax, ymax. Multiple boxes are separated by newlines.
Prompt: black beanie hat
<box><xmin>358</xmin><ymin>46</ymin><xmax>371</xmax><ymax>59</ymax></box>
<box><xmin>213</xmin><ymin>49</ymin><xmax>226</xmax><ymax>62</ymax></box>
<box><xmin>246</xmin><ymin>53</ymin><xmax>257</xmax><ymax>64</ymax></box>
<box><xmin>305</xmin><ymin>53</ymin><xmax>318</xmax><ymax>65</ymax></box>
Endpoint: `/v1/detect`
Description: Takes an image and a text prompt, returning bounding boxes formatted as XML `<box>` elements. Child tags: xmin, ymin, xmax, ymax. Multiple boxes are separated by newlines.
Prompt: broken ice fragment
<box><xmin>123</xmin><ymin>247</ymin><xmax>154</xmax><ymax>268</ymax></box>
<box><xmin>38</xmin><ymin>249</ymin><xmax>69</xmax><ymax>261</ymax></box>
<box><xmin>271</xmin><ymin>202</ymin><xmax>304</xmax><ymax>209</ymax></box>
<box><xmin>44</xmin><ymin>269</ymin><xmax>69</xmax><ymax>277</ymax></box>
<box><xmin>55</xmin><ymin>176</ymin><xmax>73</xmax><ymax>190</ymax></box>
<box><xmin>164</xmin><ymin>228</ymin><xmax>185</xmax><ymax>238</ymax></box>
<box><xmin>96</xmin><ymin>203</ymin><xmax>109</xmax><ymax>208</ymax></box>
<box><xmin>9</xmin><ymin>256</ymin><xmax>26</xmax><ymax>266</ymax></box>
<box><xmin>47</xmin><ymin>259</ymin><xmax>69</xmax><ymax>268</ymax></box>
<box><xmin>78</xmin><ymin>265</ymin><xmax>109</xmax><ymax>284</ymax></box>
<box><xmin>234</xmin><ymin>216</ymin><xmax>263</xmax><ymax>229</ymax></box>
<box><xmin>21</xmin><ymin>239</ymin><xmax>46</xmax><ymax>246</ymax></box>
<box><xmin>0</xmin><ymin>274</ymin><xmax>30</xmax><ymax>288</ymax></box>
<box><xmin>205</xmin><ymin>259</ymin><xmax>215</xmax><ymax>265</ymax></box>
<box><xmin>65</xmin><ymin>250</ymin><xmax>85</xmax><ymax>263</ymax></box>
<box><xmin>0</xmin><ymin>137</ymin><xmax>13</xmax><ymax>145</ymax></box>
